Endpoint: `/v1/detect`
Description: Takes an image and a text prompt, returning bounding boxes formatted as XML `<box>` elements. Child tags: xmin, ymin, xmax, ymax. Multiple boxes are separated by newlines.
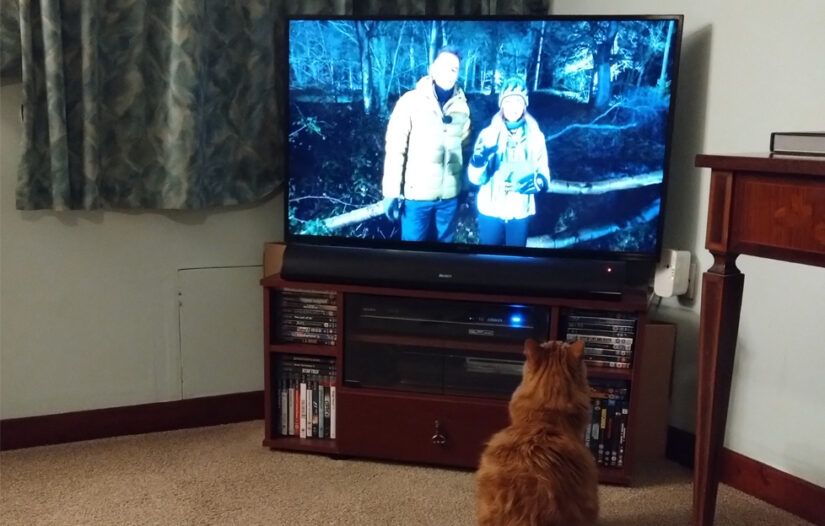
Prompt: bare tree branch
<box><xmin>526</xmin><ymin>198</ymin><xmax>660</xmax><ymax>248</ymax></box>
<box><xmin>546</xmin><ymin>171</ymin><xmax>662</xmax><ymax>194</ymax></box>
<box><xmin>317</xmin><ymin>171</ymin><xmax>662</xmax><ymax>230</ymax></box>
<box><xmin>544</xmin><ymin>101</ymin><xmax>657</xmax><ymax>142</ymax></box>
<box><xmin>323</xmin><ymin>201</ymin><xmax>384</xmax><ymax>230</ymax></box>
<box><xmin>327</xmin><ymin>21</ymin><xmax>359</xmax><ymax>45</ymax></box>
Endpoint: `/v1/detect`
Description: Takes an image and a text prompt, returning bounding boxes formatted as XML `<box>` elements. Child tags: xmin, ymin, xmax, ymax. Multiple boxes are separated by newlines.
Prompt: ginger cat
<box><xmin>476</xmin><ymin>339</ymin><xmax>599</xmax><ymax>526</ymax></box>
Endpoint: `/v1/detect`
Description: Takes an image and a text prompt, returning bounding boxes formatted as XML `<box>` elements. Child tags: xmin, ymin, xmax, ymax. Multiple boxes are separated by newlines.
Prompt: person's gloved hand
<box><xmin>383</xmin><ymin>197</ymin><xmax>402</xmax><ymax>221</ymax></box>
<box><xmin>512</xmin><ymin>172</ymin><xmax>549</xmax><ymax>194</ymax></box>
<box><xmin>470</xmin><ymin>135</ymin><xmax>498</xmax><ymax>168</ymax></box>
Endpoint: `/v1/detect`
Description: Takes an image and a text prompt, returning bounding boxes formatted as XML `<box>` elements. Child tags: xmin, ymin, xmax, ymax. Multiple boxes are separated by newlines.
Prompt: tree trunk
<box><xmin>533</xmin><ymin>20</ymin><xmax>546</xmax><ymax>91</ymax></box>
<box><xmin>428</xmin><ymin>21</ymin><xmax>438</xmax><ymax>65</ymax></box>
<box><xmin>356</xmin><ymin>22</ymin><xmax>373</xmax><ymax>114</ymax></box>
<box><xmin>592</xmin><ymin>22</ymin><xmax>618</xmax><ymax>110</ymax></box>
<box><xmin>658</xmin><ymin>20</ymin><xmax>675</xmax><ymax>90</ymax></box>
<box><xmin>374</xmin><ymin>37</ymin><xmax>390</xmax><ymax>116</ymax></box>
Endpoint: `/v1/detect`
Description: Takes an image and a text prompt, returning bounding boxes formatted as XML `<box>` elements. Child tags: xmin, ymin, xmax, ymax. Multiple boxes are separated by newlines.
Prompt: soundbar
<box><xmin>281</xmin><ymin>244</ymin><xmax>631</xmax><ymax>299</ymax></box>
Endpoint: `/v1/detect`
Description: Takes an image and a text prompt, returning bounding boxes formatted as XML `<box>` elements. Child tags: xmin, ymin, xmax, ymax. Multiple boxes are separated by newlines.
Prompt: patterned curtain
<box><xmin>0</xmin><ymin>1</ymin><xmax>22</xmax><ymax>82</ymax></box>
<box><xmin>1</xmin><ymin>0</ymin><xmax>548</xmax><ymax>210</ymax></box>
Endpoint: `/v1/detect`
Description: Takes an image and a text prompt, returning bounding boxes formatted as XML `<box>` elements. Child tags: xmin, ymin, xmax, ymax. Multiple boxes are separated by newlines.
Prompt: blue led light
<box><xmin>509</xmin><ymin>314</ymin><xmax>523</xmax><ymax>326</ymax></box>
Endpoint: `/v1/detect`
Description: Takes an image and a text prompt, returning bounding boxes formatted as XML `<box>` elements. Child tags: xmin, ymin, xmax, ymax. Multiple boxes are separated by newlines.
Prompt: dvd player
<box><xmin>346</xmin><ymin>294</ymin><xmax>549</xmax><ymax>343</ymax></box>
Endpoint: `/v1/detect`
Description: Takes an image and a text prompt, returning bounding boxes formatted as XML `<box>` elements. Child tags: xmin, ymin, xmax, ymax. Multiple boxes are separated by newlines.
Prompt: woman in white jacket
<box><xmin>467</xmin><ymin>78</ymin><xmax>550</xmax><ymax>246</ymax></box>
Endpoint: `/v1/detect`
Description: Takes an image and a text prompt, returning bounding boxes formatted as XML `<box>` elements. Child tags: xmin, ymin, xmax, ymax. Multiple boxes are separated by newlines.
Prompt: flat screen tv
<box><xmin>283</xmin><ymin>15</ymin><xmax>683</xmax><ymax>297</ymax></box>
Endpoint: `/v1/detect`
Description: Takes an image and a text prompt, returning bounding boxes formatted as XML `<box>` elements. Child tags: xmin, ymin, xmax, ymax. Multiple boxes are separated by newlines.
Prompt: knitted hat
<box><xmin>498</xmin><ymin>77</ymin><xmax>529</xmax><ymax>108</ymax></box>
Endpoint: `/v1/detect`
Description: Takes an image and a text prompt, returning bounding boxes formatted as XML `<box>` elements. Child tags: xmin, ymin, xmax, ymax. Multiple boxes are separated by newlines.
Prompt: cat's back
<box><xmin>477</xmin><ymin>423</ymin><xmax>599</xmax><ymax>526</ymax></box>
<box><xmin>480</xmin><ymin>422</ymin><xmax>595</xmax><ymax>476</ymax></box>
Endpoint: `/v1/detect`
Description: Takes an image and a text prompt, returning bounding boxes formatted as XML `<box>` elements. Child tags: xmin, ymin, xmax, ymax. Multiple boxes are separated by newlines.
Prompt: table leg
<box><xmin>694</xmin><ymin>258</ymin><xmax>744</xmax><ymax>526</ymax></box>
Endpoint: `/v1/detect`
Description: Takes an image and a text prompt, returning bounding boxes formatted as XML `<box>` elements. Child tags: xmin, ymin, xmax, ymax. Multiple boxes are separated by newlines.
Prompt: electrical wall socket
<box><xmin>654</xmin><ymin>249</ymin><xmax>691</xmax><ymax>297</ymax></box>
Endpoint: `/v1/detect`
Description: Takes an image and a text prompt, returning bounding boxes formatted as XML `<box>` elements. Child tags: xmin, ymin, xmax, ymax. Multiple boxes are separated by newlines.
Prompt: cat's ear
<box><xmin>524</xmin><ymin>338</ymin><xmax>539</xmax><ymax>359</ymax></box>
<box><xmin>568</xmin><ymin>340</ymin><xmax>585</xmax><ymax>361</ymax></box>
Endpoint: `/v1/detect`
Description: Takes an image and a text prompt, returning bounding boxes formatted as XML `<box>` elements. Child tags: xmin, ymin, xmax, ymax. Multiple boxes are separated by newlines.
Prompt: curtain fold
<box><xmin>12</xmin><ymin>0</ymin><xmax>283</xmax><ymax>210</ymax></box>
<box><xmin>2</xmin><ymin>0</ymin><xmax>548</xmax><ymax>210</ymax></box>
<box><xmin>1</xmin><ymin>0</ymin><xmax>22</xmax><ymax>81</ymax></box>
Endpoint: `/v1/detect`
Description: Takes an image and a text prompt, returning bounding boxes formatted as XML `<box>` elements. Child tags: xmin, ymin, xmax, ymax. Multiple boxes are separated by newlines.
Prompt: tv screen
<box><xmin>285</xmin><ymin>15</ymin><xmax>682</xmax><ymax>265</ymax></box>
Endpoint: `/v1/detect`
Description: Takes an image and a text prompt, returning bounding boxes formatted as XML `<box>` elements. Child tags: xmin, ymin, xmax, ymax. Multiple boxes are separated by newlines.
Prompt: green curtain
<box><xmin>0</xmin><ymin>1</ymin><xmax>21</xmax><ymax>82</ymax></box>
<box><xmin>1</xmin><ymin>0</ymin><xmax>548</xmax><ymax>210</ymax></box>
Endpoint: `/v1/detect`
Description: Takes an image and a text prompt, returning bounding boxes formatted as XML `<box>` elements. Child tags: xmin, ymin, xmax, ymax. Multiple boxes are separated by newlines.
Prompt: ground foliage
<box><xmin>289</xmin><ymin>85</ymin><xmax>669</xmax><ymax>252</ymax></box>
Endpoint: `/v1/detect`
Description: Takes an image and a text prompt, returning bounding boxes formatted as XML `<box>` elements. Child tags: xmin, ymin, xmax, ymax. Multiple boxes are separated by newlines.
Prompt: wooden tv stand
<box><xmin>261</xmin><ymin>274</ymin><xmax>657</xmax><ymax>485</ymax></box>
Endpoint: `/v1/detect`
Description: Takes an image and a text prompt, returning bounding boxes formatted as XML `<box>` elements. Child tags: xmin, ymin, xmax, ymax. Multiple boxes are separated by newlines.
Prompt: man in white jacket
<box><xmin>382</xmin><ymin>46</ymin><xmax>471</xmax><ymax>242</ymax></box>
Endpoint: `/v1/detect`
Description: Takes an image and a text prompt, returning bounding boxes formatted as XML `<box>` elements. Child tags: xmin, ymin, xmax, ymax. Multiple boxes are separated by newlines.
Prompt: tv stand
<box><xmin>262</xmin><ymin>273</ymin><xmax>659</xmax><ymax>485</ymax></box>
<box><xmin>281</xmin><ymin>243</ymin><xmax>632</xmax><ymax>299</ymax></box>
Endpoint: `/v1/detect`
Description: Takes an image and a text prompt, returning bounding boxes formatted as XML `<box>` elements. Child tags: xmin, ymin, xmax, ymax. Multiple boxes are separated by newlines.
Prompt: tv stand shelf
<box><xmin>262</xmin><ymin>274</ymin><xmax>653</xmax><ymax>485</ymax></box>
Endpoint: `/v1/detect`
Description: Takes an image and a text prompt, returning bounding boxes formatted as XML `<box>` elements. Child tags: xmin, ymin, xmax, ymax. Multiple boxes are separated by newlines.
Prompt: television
<box><xmin>283</xmin><ymin>14</ymin><xmax>683</xmax><ymax>297</ymax></box>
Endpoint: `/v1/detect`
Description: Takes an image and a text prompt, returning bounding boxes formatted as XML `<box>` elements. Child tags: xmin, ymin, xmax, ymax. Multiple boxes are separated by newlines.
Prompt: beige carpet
<box><xmin>0</xmin><ymin>421</ymin><xmax>812</xmax><ymax>526</ymax></box>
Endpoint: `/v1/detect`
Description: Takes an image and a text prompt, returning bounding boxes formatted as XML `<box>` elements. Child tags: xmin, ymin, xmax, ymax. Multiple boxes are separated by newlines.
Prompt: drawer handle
<box><xmin>431</xmin><ymin>419</ymin><xmax>447</xmax><ymax>445</ymax></box>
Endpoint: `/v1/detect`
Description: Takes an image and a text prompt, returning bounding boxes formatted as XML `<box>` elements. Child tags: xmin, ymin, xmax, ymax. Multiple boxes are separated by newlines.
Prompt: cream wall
<box><xmin>553</xmin><ymin>0</ymin><xmax>825</xmax><ymax>487</ymax></box>
<box><xmin>0</xmin><ymin>84</ymin><xmax>283</xmax><ymax>417</ymax></box>
<box><xmin>2</xmin><ymin>0</ymin><xmax>824</xmax><ymax>489</ymax></box>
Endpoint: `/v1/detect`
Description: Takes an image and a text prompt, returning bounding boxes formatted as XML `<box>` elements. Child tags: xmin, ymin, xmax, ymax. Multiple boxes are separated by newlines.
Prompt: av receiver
<box><xmin>346</xmin><ymin>294</ymin><xmax>549</xmax><ymax>343</ymax></box>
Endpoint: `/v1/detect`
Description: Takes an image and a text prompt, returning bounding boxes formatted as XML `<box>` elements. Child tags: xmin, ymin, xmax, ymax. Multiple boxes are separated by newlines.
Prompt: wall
<box><xmin>2</xmin><ymin>0</ymin><xmax>824</xmax><ymax>489</ymax></box>
<box><xmin>553</xmin><ymin>0</ymin><xmax>825</xmax><ymax>487</ymax></box>
<box><xmin>0</xmin><ymin>84</ymin><xmax>283</xmax><ymax>417</ymax></box>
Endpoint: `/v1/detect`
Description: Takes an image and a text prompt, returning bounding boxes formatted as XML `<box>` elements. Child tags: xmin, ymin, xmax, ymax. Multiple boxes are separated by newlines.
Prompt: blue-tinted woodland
<box><xmin>288</xmin><ymin>19</ymin><xmax>679</xmax><ymax>253</ymax></box>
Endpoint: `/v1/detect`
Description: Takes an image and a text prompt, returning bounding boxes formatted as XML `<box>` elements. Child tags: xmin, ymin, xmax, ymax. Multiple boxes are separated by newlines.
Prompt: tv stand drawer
<box><xmin>336</xmin><ymin>389</ymin><xmax>508</xmax><ymax>468</ymax></box>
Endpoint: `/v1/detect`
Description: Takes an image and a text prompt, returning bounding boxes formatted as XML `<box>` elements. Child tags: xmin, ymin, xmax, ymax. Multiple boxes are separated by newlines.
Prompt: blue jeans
<box><xmin>401</xmin><ymin>198</ymin><xmax>458</xmax><ymax>242</ymax></box>
<box><xmin>477</xmin><ymin>214</ymin><xmax>529</xmax><ymax>246</ymax></box>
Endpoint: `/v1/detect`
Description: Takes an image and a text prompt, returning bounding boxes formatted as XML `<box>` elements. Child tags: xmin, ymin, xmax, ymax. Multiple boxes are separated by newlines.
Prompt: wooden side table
<box><xmin>693</xmin><ymin>153</ymin><xmax>825</xmax><ymax>525</ymax></box>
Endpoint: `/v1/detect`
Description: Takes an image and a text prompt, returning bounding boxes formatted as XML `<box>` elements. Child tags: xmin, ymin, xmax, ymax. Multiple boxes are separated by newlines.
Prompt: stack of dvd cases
<box><xmin>585</xmin><ymin>379</ymin><xmax>630</xmax><ymax>467</ymax></box>
<box><xmin>562</xmin><ymin>309</ymin><xmax>636</xmax><ymax>369</ymax></box>
<box><xmin>276</xmin><ymin>288</ymin><xmax>337</xmax><ymax>345</ymax></box>
<box><xmin>276</xmin><ymin>354</ymin><xmax>337</xmax><ymax>439</ymax></box>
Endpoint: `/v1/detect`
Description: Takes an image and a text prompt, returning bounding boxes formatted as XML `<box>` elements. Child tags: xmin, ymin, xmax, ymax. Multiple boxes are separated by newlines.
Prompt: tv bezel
<box><xmin>282</xmin><ymin>13</ymin><xmax>684</xmax><ymax>268</ymax></box>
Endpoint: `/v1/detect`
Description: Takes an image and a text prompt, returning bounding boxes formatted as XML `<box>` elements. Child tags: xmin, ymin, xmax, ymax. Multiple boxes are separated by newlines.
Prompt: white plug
<box><xmin>654</xmin><ymin>249</ymin><xmax>691</xmax><ymax>297</ymax></box>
